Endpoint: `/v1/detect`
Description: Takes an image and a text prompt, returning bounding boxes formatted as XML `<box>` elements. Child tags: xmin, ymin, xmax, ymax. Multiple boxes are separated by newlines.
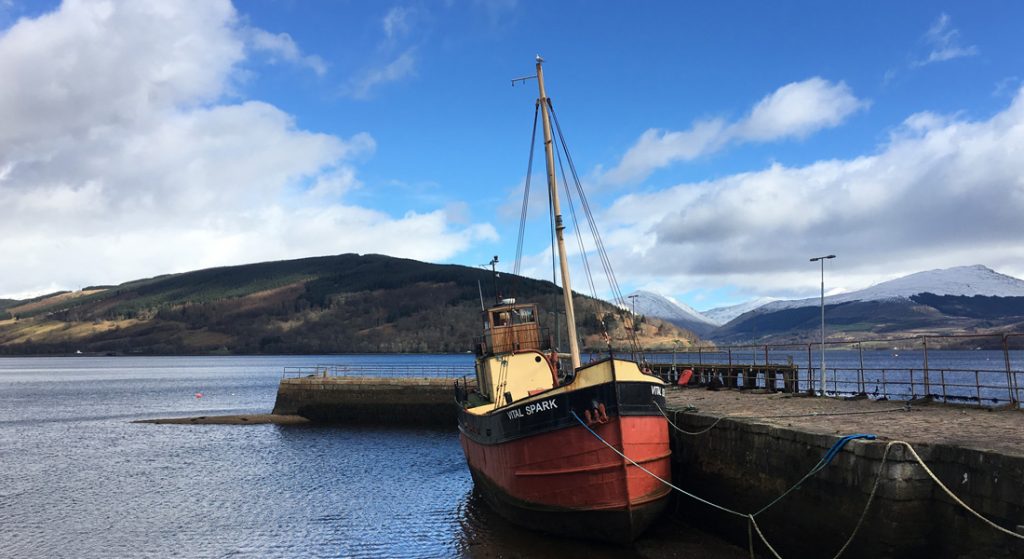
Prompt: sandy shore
<box><xmin>134</xmin><ymin>414</ymin><xmax>310</xmax><ymax>425</ymax></box>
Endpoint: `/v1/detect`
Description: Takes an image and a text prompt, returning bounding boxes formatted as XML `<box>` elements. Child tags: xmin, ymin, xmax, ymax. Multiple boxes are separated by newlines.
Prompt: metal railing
<box><xmin>639</xmin><ymin>333</ymin><xmax>1023</xmax><ymax>408</ymax></box>
<box><xmin>283</xmin><ymin>363</ymin><xmax>474</xmax><ymax>379</ymax></box>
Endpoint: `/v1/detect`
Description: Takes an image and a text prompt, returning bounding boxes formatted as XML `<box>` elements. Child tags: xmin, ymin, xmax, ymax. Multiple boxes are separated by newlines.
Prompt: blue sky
<box><xmin>2</xmin><ymin>1</ymin><xmax>1023</xmax><ymax>311</ymax></box>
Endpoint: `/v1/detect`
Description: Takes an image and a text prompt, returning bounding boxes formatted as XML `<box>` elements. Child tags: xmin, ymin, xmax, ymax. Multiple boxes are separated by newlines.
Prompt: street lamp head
<box><xmin>810</xmin><ymin>254</ymin><xmax>837</xmax><ymax>262</ymax></box>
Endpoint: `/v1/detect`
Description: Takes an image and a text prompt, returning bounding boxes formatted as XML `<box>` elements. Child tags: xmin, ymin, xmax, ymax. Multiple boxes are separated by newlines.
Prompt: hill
<box><xmin>0</xmin><ymin>254</ymin><xmax>694</xmax><ymax>355</ymax></box>
<box><xmin>711</xmin><ymin>265</ymin><xmax>1024</xmax><ymax>344</ymax></box>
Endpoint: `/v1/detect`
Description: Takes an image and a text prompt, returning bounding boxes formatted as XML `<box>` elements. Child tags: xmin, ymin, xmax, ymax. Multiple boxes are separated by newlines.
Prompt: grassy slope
<box><xmin>0</xmin><ymin>253</ymin><xmax>696</xmax><ymax>355</ymax></box>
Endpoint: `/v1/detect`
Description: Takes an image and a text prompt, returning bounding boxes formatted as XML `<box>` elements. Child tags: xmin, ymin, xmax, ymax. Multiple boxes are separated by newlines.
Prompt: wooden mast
<box><xmin>535</xmin><ymin>57</ymin><xmax>581</xmax><ymax>371</ymax></box>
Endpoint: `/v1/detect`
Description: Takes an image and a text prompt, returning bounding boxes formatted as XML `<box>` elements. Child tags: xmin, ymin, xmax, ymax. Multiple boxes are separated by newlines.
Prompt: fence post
<box><xmin>807</xmin><ymin>344</ymin><xmax>814</xmax><ymax>394</ymax></box>
<box><xmin>858</xmin><ymin>342</ymin><xmax>865</xmax><ymax>395</ymax></box>
<box><xmin>1003</xmin><ymin>334</ymin><xmax>1017</xmax><ymax>406</ymax></box>
<box><xmin>728</xmin><ymin>348</ymin><xmax>733</xmax><ymax>387</ymax></box>
<box><xmin>764</xmin><ymin>345</ymin><xmax>770</xmax><ymax>390</ymax></box>
<box><xmin>923</xmin><ymin>338</ymin><xmax>931</xmax><ymax>397</ymax></box>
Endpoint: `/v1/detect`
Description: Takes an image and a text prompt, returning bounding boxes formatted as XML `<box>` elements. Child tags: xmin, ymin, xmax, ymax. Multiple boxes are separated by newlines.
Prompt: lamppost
<box><xmin>672</xmin><ymin>338</ymin><xmax>682</xmax><ymax>383</ymax></box>
<box><xmin>809</xmin><ymin>254</ymin><xmax>836</xmax><ymax>396</ymax></box>
<box><xmin>628</xmin><ymin>294</ymin><xmax>639</xmax><ymax>331</ymax></box>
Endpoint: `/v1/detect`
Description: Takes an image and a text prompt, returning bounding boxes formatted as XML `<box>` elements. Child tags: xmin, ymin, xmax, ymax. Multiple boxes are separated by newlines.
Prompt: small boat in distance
<box><xmin>455</xmin><ymin>58</ymin><xmax>671</xmax><ymax>543</ymax></box>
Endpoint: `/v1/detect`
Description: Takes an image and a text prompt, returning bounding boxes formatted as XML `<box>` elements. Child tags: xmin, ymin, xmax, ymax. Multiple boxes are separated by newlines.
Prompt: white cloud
<box><xmin>382</xmin><ymin>6</ymin><xmax>413</xmax><ymax>39</ymax></box>
<box><xmin>343</xmin><ymin>49</ymin><xmax>417</xmax><ymax>100</ymax></box>
<box><xmin>247</xmin><ymin>28</ymin><xmax>327</xmax><ymax>75</ymax></box>
<box><xmin>0</xmin><ymin>0</ymin><xmax>492</xmax><ymax>298</ymax></box>
<box><xmin>597</xmin><ymin>87</ymin><xmax>1024</xmax><ymax>299</ymax></box>
<box><xmin>914</xmin><ymin>13</ymin><xmax>978</xmax><ymax>67</ymax></box>
<box><xmin>601</xmin><ymin>78</ymin><xmax>867</xmax><ymax>185</ymax></box>
<box><xmin>732</xmin><ymin>78</ymin><xmax>867</xmax><ymax>141</ymax></box>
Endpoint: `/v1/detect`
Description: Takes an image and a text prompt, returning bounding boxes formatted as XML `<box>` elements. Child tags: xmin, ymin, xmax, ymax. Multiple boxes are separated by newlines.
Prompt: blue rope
<box><xmin>753</xmin><ymin>433</ymin><xmax>876</xmax><ymax>516</ymax></box>
<box><xmin>819</xmin><ymin>434</ymin><xmax>877</xmax><ymax>469</ymax></box>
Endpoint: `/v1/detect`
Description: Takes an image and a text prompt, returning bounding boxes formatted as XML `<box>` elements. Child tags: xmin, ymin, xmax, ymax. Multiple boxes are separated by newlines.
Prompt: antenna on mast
<box><xmin>488</xmin><ymin>255</ymin><xmax>500</xmax><ymax>304</ymax></box>
<box><xmin>511</xmin><ymin>55</ymin><xmax>543</xmax><ymax>87</ymax></box>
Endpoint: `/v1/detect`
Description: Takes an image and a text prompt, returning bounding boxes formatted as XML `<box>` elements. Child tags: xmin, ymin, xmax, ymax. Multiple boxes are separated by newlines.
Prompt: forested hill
<box><xmin>0</xmin><ymin>253</ymin><xmax>695</xmax><ymax>355</ymax></box>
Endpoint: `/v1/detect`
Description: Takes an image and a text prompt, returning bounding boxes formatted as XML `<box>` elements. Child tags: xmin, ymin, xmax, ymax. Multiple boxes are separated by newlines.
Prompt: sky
<box><xmin>2</xmin><ymin>1</ymin><xmax>1023</xmax><ymax>312</ymax></box>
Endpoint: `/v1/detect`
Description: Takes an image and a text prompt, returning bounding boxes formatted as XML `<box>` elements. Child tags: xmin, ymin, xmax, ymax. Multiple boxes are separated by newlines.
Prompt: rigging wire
<box><xmin>548</xmin><ymin>99</ymin><xmax>643</xmax><ymax>358</ymax></box>
<box><xmin>513</xmin><ymin>103</ymin><xmax>540</xmax><ymax>278</ymax></box>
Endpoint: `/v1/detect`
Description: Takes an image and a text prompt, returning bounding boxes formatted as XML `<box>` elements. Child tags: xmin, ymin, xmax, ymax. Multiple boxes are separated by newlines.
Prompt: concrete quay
<box><xmin>665</xmin><ymin>387</ymin><xmax>1024</xmax><ymax>558</ymax></box>
<box><xmin>267</xmin><ymin>374</ymin><xmax>1023</xmax><ymax>557</ymax></box>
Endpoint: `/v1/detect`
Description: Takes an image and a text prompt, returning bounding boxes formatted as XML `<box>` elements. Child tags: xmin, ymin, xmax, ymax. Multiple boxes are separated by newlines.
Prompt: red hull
<box><xmin>460</xmin><ymin>415</ymin><xmax>671</xmax><ymax>541</ymax></box>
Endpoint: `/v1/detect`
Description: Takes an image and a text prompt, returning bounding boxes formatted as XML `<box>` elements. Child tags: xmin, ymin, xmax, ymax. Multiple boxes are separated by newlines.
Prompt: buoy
<box><xmin>195</xmin><ymin>392</ymin><xmax>203</xmax><ymax>399</ymax></box>
<box><xmin>678</xmin><ymin>369</ymin><xmax>694</xmax><ymax>385</ymax></box>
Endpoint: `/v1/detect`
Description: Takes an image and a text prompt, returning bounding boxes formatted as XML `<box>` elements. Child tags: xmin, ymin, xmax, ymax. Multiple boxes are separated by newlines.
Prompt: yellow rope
<box><xmin>654</xmin><ymin>400</ymin><xmax>724</xmax><ymax>435</ymax></box>
<box><xmin>894</xmin><ymin>440</ymin><xmax>1024</xmax><ymax>541</ymax></box>
<box><xmin>572</xmin><ymin>412</ymin><xmax>1024</xmax><ymax>559</ymax></box>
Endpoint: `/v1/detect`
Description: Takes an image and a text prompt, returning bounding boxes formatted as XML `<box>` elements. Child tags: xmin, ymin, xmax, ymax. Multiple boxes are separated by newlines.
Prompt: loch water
<box><xmin>0</xmin><ymin>355</ymin><xmax>748</xmax><ymax>559</ymax></box>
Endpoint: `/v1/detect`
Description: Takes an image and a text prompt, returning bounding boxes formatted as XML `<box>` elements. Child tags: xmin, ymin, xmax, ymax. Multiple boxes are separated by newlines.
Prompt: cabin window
<box><xmin>492</xmin><ymin>311</ymin><xmax>510</xmax><ymax>327</ymax></box>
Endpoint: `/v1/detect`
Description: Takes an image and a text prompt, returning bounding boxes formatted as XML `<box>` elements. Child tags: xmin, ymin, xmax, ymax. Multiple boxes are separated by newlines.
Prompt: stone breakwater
<box><xmin>272</xmin><ymin>375</ymin><xmax>457</xmax><ymax>425</ymax></box>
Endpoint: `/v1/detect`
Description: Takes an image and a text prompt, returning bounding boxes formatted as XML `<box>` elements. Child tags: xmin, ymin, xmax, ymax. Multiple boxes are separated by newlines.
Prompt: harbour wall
<box><xmin>270</xmin><ymin>375</ymin><xmax>1024</xmax><ymax>557</ymax></box>
<box><xmin>272</xmin><ymin>376</ymin><xmax>456</xmax><ymax>425</ymax></box>
<box><xmin>666</xmin><ymin>410</ymin><xmax>1024</xmax><ymax>559</ymax></box>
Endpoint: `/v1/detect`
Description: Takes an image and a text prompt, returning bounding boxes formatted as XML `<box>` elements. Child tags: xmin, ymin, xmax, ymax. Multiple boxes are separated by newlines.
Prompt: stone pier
<box><xmin>664</xmin><ymin>388</ymin><xmax>1024</xmax><ymax>558</ymax></box>
<box><xmin>268</xmin><ymin>373</ymin><xmax>1024</xmax><ymax>557</ymax></box>
<box><xmin>272</xmin><ymin>375</ymin><xmax>457</xmax><ymax>425</ymax></box>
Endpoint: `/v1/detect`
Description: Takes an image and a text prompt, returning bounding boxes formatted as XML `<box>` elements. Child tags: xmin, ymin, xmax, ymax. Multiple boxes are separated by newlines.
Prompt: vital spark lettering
<box><xmin>506</xmin><ymin>398</ymin><xmax>558</xmax><ymax>420</ymax></box>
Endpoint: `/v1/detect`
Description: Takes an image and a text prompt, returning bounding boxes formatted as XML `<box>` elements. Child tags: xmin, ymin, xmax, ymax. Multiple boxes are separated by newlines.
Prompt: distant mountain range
<box><xmin>4</xmin><ymin>258</ymin><xmax>1022</xmax><ymax>355</ymax></box>
<box><xmin>0</xmin><ymin>254</ymin><xmax>693</xmax><ymax>356</ymax></box>
<box><xmin>625</xmin><ymin>291</ymin><xmax>718</xmax><ymax>337</ymax></box>
<box><xmin>702</xmin><ymin>297</ymin><xmax>778</xmax><ymax>325</ymax></box>
<box><xmin>626</xmin><ymin>265</ymin><xmax>1024</xmax><ymax>344</ymax></box>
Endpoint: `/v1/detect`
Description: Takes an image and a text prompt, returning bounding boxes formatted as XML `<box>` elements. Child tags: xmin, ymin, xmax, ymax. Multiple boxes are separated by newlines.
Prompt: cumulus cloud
<box><xmin>602</xmin><ymin>78</ymin><xmax>868</xmax><ymax>185</ymax></box>
<box><xmin>914</xmin><ymin>13</ymin><xmax>978</xmax><ymax>67</ymax></box>
<box><xmin>0</xmin><ymin>0</ymin><xmax>493</xmax><ymax>298</ymax></box>
<box><xmin>597</xmin><ymin>87</ymin><xmax>1024</xmax><ymax>299</ymax></box>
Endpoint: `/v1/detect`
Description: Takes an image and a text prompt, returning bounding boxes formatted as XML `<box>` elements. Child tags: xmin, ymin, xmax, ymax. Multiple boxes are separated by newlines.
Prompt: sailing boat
<box><xmin>455</xmin><ymin>58</ymin><xmax>671</xmax><ymax>543</ymax></box>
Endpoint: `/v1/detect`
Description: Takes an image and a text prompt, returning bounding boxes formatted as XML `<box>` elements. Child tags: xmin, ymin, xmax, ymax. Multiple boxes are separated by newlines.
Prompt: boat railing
<box><xmin>282</xmin><ymin>363</ymin><xmax>475</xmax><ymax>379</ymax></box>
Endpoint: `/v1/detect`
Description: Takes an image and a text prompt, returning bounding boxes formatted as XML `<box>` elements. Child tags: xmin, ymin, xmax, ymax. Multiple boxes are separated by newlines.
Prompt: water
<box><xmin>0</xmin><ymin>355</ymin><xmax>746</xmax><ymax>559</ymax></box>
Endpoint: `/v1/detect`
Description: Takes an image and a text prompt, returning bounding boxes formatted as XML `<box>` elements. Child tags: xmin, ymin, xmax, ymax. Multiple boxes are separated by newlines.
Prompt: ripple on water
<box><xmin>0</xmin><ymin>356</ymin><xmax>749</xmax><ymax>559</ymax></box>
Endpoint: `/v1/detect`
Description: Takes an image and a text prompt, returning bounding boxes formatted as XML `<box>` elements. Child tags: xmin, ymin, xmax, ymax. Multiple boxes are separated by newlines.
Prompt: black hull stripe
<box><xmin>458</xmin><ymin>380</ymin><xmax>665</xmax><ymax>446</ymax></box>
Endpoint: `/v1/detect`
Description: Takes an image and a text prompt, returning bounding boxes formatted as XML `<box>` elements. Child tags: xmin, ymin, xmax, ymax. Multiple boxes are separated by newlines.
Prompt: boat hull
<box><xmin>458</xmin><ymin>370</ymin><xmax>671</xmax><ymax>542</ymax></box>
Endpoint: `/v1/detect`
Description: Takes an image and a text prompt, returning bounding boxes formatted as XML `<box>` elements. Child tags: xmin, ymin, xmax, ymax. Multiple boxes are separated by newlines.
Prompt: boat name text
<box><xmin>506</xmin><ymin>399</ymin><xmax>558</xmax><ymax>419</ymax></box>
<box><xmin>651</xmin><ymin>385</ymin><xmax>664</xmax><ymax>397</ymax></box>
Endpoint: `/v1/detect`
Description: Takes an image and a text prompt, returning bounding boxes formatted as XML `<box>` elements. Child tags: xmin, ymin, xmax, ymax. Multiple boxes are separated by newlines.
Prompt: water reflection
<box><xmin>454</xmin><ymin>488</ymin><xmax>747</xmax><ymax>559</ymax></box>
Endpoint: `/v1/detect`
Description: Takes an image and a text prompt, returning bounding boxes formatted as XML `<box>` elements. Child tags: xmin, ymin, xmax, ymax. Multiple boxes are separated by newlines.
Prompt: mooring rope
<box><xmin>569</xmin><ymin>411</ymin><xmax>747</xmax><ymax>518</ymax></box>
<box><xmin>569</xmin><ymin>411</ymin><xmax>1024</xmax><ymax>559</ymax></box>
<box><xmin>653</xmin><ymin>400</ymin><xmax>725</xmax><ymax>435</ymax></box>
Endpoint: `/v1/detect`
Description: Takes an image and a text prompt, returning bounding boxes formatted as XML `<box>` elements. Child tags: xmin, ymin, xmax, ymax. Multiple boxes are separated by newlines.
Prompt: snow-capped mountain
<box><xmin>711</xmin><ymin>265</ymin><xmax>1024</xmax><ymax>343</ymax></box>
<box><xmin>702</xmin><ymin>297</ymin><xmax>777</xmax><ymax>325</ymax></box>
<box><xmin>756</xmin><ymin>265</ymin><xmax>1024</xmax><ymax>314</ymax></box>
<box><xmin>622</xmin><ymin>290</ymin><xmax>718</xmax><ymax>336</ymax></box>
